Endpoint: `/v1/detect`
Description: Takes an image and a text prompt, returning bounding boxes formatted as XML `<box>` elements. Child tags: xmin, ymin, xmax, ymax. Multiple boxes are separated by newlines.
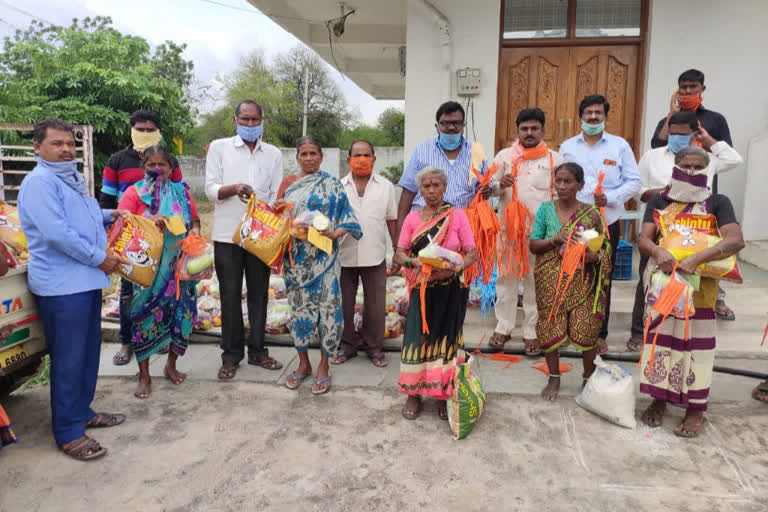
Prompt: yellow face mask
<box><xmin>131</xmin><ymin>128</ymin><xmax>162</xmax><ymax>151</ymax></box>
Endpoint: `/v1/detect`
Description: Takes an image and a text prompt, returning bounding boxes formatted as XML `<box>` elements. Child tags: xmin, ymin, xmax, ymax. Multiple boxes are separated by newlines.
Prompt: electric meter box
<box><xmin>457</xmin><ymin>68</ymin><xmax>481</xmax><ymax>96</ymax></box>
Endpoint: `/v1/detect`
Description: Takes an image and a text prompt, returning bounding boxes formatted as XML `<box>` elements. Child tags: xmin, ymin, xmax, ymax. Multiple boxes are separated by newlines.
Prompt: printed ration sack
<box><xmin>108</xmin><ymin>214</ymin><xmax>163</xmax><ymax>288</ymax></box>
<box><xmin>233</xmin><ymin>196</ymin><xmax>290</xmax><ymax>267</ymax></box>
<box><xmin>653</xmin><ymin>208</ymin><xmax>743</xmax><ymax>283</ymax></box>
<box><xmin>576</xmin><ymin>356</ymin><xmax>636</xmax><ymax>429</ymax></box>
<box><xmin>447</xmin><ymin>354</ymin><xmax>486</xmax><ymax>439</ymax></box>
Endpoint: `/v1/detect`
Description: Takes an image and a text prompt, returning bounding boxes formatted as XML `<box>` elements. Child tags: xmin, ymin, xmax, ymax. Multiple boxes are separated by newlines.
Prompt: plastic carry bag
<box><xmin>0</xmin><ymin>201</ymin><xmax>28</xmax><ymax>264</ymax></box>
<box><xmin>646</xmin><ymin>270</ymin><xmax>697</xmax><ymax>319</ymax></box>
<box><xmin>653</xmin><ymin>209</ymin><xmax>743</xmax><ymax>283</ymax></box>
<box><xmin>233</xmin><ymin>196</ymin><xmax>291</xmax><ymax>266</ymax></box>
<box><xmin>265</xmin><ymin>298</ymin><xmax>291</xmax><ymax>335</ymax></box>
<box><xmin>576</xmin><ymin>356</ymin><xmax>636</xmax><ymax>429</ymax></box>
<box><xmin>107</xmin><ymin>214</ymin><xmax>163</xmax><ymax>288</ymax></box>
<box><xmin>290</xmin><ymin>210</ymin><xmax>329</xmax><ymax>240</ymax></box>
<box><xmin>418</xmin><ymin>239</ymin><xmax>464</xmax><ymax>271</ymax></box>
<box><xmin>447</xmin><ymin>354</ymin><xmax>486</xmax><ymax>439</ymax></box>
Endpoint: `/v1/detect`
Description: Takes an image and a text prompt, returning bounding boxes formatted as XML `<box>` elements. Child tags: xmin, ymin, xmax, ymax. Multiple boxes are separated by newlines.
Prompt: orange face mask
<box><xmin>679</xmin><ymin>92</ymin><xmax>703</xmax><ymax>111</ymax></box>
<box><xmin>349</xmin><ymin>156</ymin><xmax>374</xmax><ymax>176</ymax></box>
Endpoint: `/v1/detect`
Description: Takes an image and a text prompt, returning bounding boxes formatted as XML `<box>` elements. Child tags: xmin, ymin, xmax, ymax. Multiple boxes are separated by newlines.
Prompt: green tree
<box><xmin>0</xmin><ymin>17</ymin><xmax>195</xmax><ymax>189</ymax></box>
<box><xmin>376</xmin><ymin>107</ymin><xmax>405</xmax><ymax>145</ymax></box>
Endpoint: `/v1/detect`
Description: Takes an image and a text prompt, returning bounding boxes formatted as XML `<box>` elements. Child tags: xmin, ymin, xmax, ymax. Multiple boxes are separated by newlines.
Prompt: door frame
<box><xmin>496</xmin><ymin>0</ymin><xmax>650</xmax><ymax>156</ymax></box>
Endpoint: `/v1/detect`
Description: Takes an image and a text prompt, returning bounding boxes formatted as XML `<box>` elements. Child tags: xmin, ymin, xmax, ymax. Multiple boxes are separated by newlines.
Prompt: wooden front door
<box><xmin>495</xmin><ymin>45</ymin><xmax>640</xmax><ymax>154</ymax></box>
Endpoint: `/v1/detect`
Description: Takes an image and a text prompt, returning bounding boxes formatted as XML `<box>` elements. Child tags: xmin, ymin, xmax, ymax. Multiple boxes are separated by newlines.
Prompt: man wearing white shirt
<box><xmin>332</xmin><ymin>140</ymin><xmax>398</xmax><ymax>368</ymax></box>
<box><xmin>205</xmin><ymin>100</ymin><xmax>283</xmax><ymax>379</ymax></box>
<box><xmin>626</xmin><ymin>110</ymin><xmax>742</xmax><ymax>351</ymax></box>
<box><xmin>559</xmin><ymin>94</ymin><xmax>641</xmax><ymax>354</ymax></box>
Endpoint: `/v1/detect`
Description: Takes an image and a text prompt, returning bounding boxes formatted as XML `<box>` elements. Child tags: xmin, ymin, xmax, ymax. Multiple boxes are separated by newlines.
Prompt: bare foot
<box><xmin>541</xmin><ymin>376</ymin><xmax>560</xmax><ymax>401</ymax></box>
<box><xmin>675</xmin><ymin>409</ymin><xmax>705</xmax><ymax>438</ymax></box>
<box><xmin>164</xmin><ymin>364</ymin><xmax>187</xmax><ymax>385</ymax></box>
<box><xmin>640</xmin><ymin>399</ymin><xmax>667</xmax><ymax>427</ymax></box>
<box><xmin>134</xmin><ymin>375</ymin><xmax>151</xmax><ymax>399</ymax></box>
<box><xmin>402</xmin><ymin>396</ymin><xmax>421</xmax><ymax>420</ymax></box>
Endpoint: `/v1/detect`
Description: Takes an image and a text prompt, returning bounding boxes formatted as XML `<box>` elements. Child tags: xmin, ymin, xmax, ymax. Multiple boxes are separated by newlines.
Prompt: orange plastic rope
<box><xmin>547</xmin><ymin>230</ymin><xmax>587</xmax><ymax>322</ymax></box>
<box><xmin>464</xmin><ymin>163</ymin><xmax>501</xmax><ymax>285</ymax></box>
<box><xmin>761</xmin><ymin>314</ymin><xmax>768</xmax><ymax>346</ymax></box>
<box><xmin>595</xmin><ymin>170</ymin><xmax>610</xmax><ymax>240</ymax></box>
<box><xmin>499</xmin><ymin>160</ymin><xmax>534</xmax><ymax>280</ymax></box>
<box><xmin>419</xmin><ymin>264</ymin><xmax>433</xmax><ymax>334</ymax></box>
<box><xmin>531</xmin><ymin>360</ymin><xmax>573</xmax><ymax>376</ymax></box>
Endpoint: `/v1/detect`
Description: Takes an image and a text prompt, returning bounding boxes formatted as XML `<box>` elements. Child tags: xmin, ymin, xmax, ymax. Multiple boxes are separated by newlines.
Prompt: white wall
<box><xmin>404</xmin><ymin>0</ymin><xmax>501</xmax><ymax>160</ymax></box>
<box><xmin>644</xmin><ymin>0</ymin><xmax>768</xmax><ymax>229</ymax></box>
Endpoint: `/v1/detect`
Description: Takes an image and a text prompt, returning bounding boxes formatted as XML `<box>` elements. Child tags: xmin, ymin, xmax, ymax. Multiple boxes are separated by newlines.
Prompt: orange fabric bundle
<box><xmin>463</xmin><ymin>163</ymin><xmax>500</xmax><ymax>285</ymax></box>
<box><xmin>639</xmin><ymin>264</ymin><xmax>692</xmax><ymax>370</ymax></box>
<box><xmin>595</xmin><ymin>171</ymin><xmax>610</xmax><ymax>240</ymax></box>
<box><xmin>547</xmin><ymin>231</ymin><xmax>587</xmax><ymax>322</ymax></box>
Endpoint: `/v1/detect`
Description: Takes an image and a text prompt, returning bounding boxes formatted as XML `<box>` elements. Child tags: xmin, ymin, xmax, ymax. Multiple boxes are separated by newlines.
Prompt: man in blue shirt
<box><xmin>397</xmin><ymin>101</ymin><xmax>486</xmax><ymax>235</ymax></box>
<box><xmin>18</xmin><ymin>119</ymin><xmax>126</xmax><ymax>460</ymax></box>
<box><xmin>559</xmin><ymin>95</ymin><xmax>641</xmax><ymax>354</ymax></box>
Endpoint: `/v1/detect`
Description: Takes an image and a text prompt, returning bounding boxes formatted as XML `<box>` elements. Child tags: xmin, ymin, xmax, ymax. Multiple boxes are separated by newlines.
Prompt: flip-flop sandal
<box><xmin>311</xmin><ymin>376</ymin><xmax>331</xmax><ymax>395</ymax></box>
<box><xmin>217</xmin><ymin>364</ymin><xmax>238</xmax><ymax>380</ymax></box>
<box><xmin>626</xmin><ymin>338</ymin><xmax>643</xmax><ymax>352</ymax></box>
<box><xmin>286</xmin><ymin>371</ymin><xmax>309</xmax><ymax>390</ymax></box>
<box><xmin>112</xmin><ymin>346</ymin><xmax>133</xmax><ymax>366</ymax></box>
<box><xmin>640</xmin><ymin>404</ymin><xmax>665</xmax><ymax>428</ymax></box>
<box><xmin>715</xmin><ymin>303</ymin><xmax>736</xmax><ymax>321</ymax></box>
<box><xmin>751</xmin><ymin>381</ymin><xmax>768</xmax><ymax>403</ymax></box>
<box><xmin>368</xmin><ymin>353</ymin><xmax>389</xmax><ymax>367</ymax></box>
<box><xmin>59</xmin><ymin>436</ymin><xmax>107</xmax><ymax>461</ymax></box>
<box><xmin>524</xmin><ymin>338</ymin><xmax>541</xmax><ymax>356</ymax></box>
<box><xmin>330</xmin><ymin>351</ymin><xmax>357</xmax><ymax>365</ymax></box>
<box><xmin>248</xmin><ymin>357</ymin><xmax>284</xmax><ymax>370</ymax></box>
<box><xmin>597</xmin><ymin>338</ymin><xmax>609</xmax><ymax>355</ymax></box>
<box><xmin>488</xmin><ymin>333</ymin><xmax>511</xmax><ymax>349</ymax></box>
<box><xmin>86</xmin><ymin>412</ymin><xmax>126</xmax><ymax>429</ymax></box>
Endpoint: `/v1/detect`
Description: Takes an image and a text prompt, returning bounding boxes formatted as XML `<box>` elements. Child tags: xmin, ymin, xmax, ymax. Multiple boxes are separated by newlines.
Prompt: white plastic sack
<box><xmin>575</xmin><ymin>356</ymin><xmax>636</xmax><ymax>429</ymax></box>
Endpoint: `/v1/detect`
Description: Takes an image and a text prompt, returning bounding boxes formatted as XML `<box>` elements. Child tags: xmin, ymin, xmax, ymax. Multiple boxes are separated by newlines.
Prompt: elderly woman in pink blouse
<box><xmin>393</xmin><ymin>166</ymin><xmax>478</xmax><ymax>421</ymax></box>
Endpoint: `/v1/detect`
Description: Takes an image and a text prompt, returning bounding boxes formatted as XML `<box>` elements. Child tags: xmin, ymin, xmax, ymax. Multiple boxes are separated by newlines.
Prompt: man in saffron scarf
<box><xmin>487</xmin><ymin>108</ymin><xmax>564</xmax><ymax>355</ymax></box>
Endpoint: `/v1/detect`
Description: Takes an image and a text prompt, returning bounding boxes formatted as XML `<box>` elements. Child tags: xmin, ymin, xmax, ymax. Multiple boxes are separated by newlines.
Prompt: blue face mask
<box><xmin>438</xmin><ymin>132</ymin><xmax>462</xmax><ymax>151</ymax></box>
<box><xmin>236</xmin><ymin>123</ymin><xmax>263</xmax><ymax>143</ymax></box>
<box><xmin>581</xmin><ymin>121</ymin><xmax>605</xmax><ymax>136</ymax></box>
<box><xmin>667</xmin><ymin>133</ymin><xmax>692</xmax><ymax>154</ymax></box>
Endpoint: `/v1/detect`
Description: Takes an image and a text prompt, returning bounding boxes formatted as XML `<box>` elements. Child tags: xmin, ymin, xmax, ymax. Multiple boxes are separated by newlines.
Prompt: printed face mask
<box><xmin>581</xmin><ymin>121</ymin><xmax>605</xmax><ymax>136</ymax></box>
<box><xmin>131</xmin><ymin>128</ymin><xmax>162</xmax><ymax>151</ymax></box>
<box><xmin>667</xmin><ymin>133</ymin><xmax>693</xmax><ymax>154</ymax></box>
<box><xmin>236</xmin><ymin>123</ymin><xmax>263</xmax><ymax>143</ymax></box>
<box><xmin>349</xmin><ymin>156</ymin><xmax>374</xmax><ymax>176</ymax></box>
<box><xmin>438</xmin><ymin>132</ymin><xmax>462</xmax><ymax>151</ymax></box>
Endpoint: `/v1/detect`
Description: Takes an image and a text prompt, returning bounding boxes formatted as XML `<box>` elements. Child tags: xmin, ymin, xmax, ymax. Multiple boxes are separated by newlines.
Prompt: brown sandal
<box><xmin>524</xmin><ymin>338</ymin><xmax>541</xmax><ymax>356</ymax></box>
<box><xmin>248</xmin><ymin>356</ymin><xmax>283</xmax><ymax>370</ymax></box>
<box><xmin>59</xmin><ymin>436</ymin><xmax>107</xmax><ymax>461</ymax></box>
<box><xmin>217</xmin><ymin>363</ymin><xmax>238</xmax><ymax>380</ymax></box>
<box><xmin>86</xmin><ymin>412</ymin><xmax>126</xmax><ymax>429</ymax></box>
<box><xmin>489</xmin><ymin>332</ymin><xmax>511</xmax><ymax>349</ymax></box>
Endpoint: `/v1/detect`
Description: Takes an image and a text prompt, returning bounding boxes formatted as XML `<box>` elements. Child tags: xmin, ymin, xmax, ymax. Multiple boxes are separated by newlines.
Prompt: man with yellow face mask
<box><xmin>102</xmin><ymin>110</ymin><xmax>184</xmax><ymax>366</ymax></box>
<box><xmin>332</xmin><ymin>140</ymin><xmax>398</xmax><ymax>368</ymax></box>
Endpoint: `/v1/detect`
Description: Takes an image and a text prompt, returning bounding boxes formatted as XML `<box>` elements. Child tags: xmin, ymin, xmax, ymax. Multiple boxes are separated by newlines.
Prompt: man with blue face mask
<box><xmin>205</xmin><ymin>99</ymin><xmax>283</xmax><ymax>380</ymax></box>
<box><xmin>559</xmin><ymin>94</ymin><xmax>641</xmax><ymax>355</ymax></box>
<box><xmin>625</xmin><ymin>110</ymin><xmax>742</xmax><ymax>351</ymax></box>
<box><xmin>397</xmin><ymin>101</ymin><xmax>487</xmax><ymax>237</ymax></box>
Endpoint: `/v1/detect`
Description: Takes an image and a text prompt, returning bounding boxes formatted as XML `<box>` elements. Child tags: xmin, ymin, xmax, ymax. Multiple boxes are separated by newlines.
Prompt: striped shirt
<box><xmin>399</xmin><ymin>136</ymin><xmax>487</xmax><ymax>209</ymax></box>
<box><xmin>99</xmin><ymin>146</ymin><xmax>182</xmax><ymax>208</ymax></box>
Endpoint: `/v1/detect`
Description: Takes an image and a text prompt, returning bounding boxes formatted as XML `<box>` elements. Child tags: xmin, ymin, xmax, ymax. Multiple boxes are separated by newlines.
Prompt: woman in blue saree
<box><xmin>278</xmin><ymin>136</ymin><xmax>361</xmax><ymax>395</ymax></box>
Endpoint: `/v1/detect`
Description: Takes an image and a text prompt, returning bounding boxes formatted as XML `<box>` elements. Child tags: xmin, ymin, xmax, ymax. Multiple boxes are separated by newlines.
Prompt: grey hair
<box><xmin>674</xmin><ymin>146</ymin><xmax>710</xmax><ymax>166</ymax></box>
<box><xmin>415</xmin><ymin>166</ymin><xmax>448</xmax><ymax>188</ymax></box>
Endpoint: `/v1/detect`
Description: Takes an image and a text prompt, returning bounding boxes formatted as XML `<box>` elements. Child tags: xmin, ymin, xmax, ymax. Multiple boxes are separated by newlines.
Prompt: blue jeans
<box><xmin>36</xmin><ymin>289</ymin><xmax>102</xmax><ymax>445</ymax></box>
<box><xmin>118</xmin><ymin>278</ymin><xmax>133</xmax><ymax>345</ymax></box>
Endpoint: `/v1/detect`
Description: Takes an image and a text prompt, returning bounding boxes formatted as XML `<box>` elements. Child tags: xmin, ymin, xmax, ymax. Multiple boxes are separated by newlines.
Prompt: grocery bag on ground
<box><xmin>233</xmin><ymin>196</ymin><xmax>291</xmax><ymax>267</ymax></box>
<box><xmin>575</xmin><ymin>356</ymin><xmax>636</xmax><ymax>429</ymax></box>
<box><xmin>107</xmin><ymin>214</ymin><xmax>163</xmax><ymax>288</ymax></box>
<box><xmin>447</xmin><ymin>354</ymin><xmax>486</xmax><ymax>439</ymax></box>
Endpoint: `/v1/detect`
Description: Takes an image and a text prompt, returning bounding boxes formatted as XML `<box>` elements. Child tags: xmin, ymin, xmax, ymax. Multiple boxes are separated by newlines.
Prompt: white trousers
<box><xmin>494</xmin><ymin>253</ymin><xmax>537</xmax><ymax>339</ymax></box>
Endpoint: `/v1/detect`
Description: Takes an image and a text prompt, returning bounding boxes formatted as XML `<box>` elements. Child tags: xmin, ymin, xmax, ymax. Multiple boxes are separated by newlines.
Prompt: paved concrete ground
<box><xmin>3</xmin><ymin>343</ymin><xmax>768</xmax><ymax>512</ymax></box>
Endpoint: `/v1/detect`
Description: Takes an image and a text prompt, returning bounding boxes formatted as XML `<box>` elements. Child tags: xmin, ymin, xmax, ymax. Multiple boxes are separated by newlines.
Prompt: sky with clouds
<box><xmin>0</xmin><ymin>0</ymin><xmax>403</xmax><ymax>124</ymax></box>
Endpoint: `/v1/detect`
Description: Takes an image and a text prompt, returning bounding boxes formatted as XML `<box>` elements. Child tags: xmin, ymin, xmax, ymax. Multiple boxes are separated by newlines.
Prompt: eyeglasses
<box><xmin>438</xmin><ymin>120</ymin><xmax>465</xmax><ymax>128</ymax></box>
